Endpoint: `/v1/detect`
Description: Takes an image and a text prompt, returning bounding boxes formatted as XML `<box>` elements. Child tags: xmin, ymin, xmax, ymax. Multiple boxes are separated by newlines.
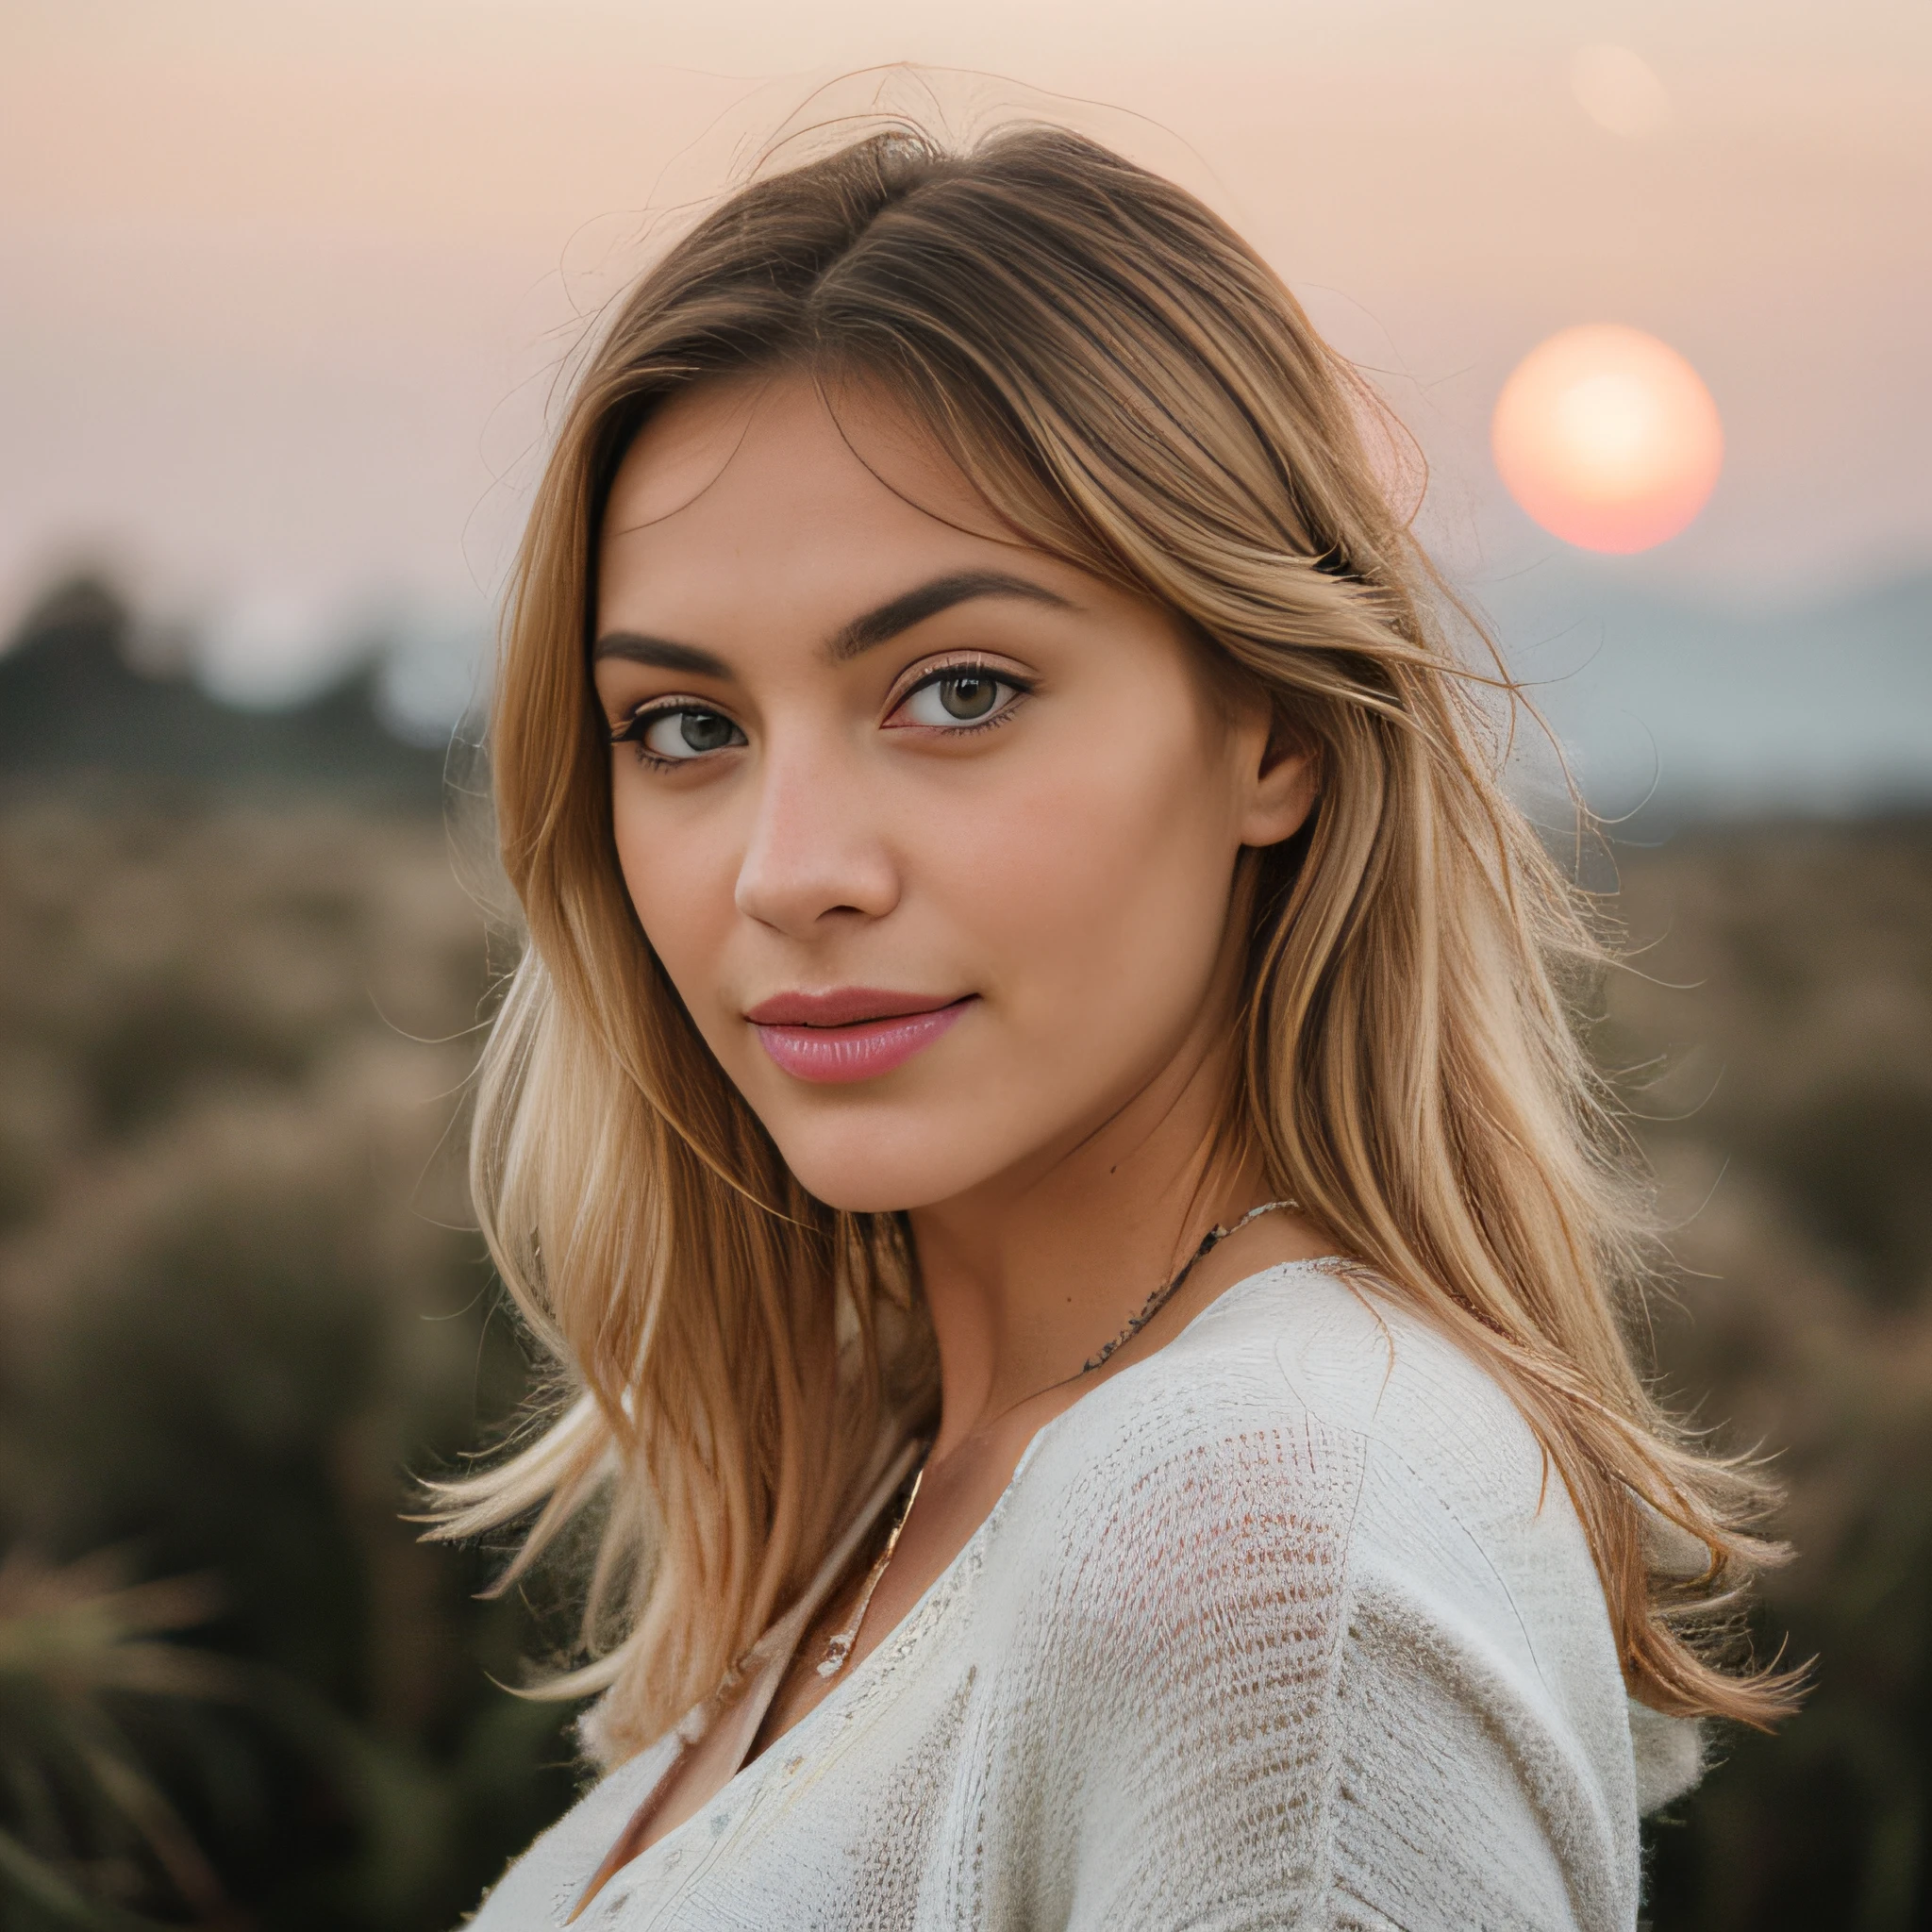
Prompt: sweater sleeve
<box><xmin>1009</xmin><ymin>1397</ymin><xmax>1636</xmax><ymax>1932</ymax></box>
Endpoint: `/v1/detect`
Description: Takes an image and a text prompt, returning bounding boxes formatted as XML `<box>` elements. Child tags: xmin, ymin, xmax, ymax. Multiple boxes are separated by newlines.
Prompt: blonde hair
<box><xmin>431</xmin><ymin>121</ymin><xmax>1796</xmax><ymax>1763</ymax></box>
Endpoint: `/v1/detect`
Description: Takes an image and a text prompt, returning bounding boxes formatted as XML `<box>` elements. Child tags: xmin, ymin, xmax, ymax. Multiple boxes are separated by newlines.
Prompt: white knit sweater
<box><xmin>467</xmin><ymin>1260</ymin><xmax>1701</xmax><ymax>1931</ymax></box>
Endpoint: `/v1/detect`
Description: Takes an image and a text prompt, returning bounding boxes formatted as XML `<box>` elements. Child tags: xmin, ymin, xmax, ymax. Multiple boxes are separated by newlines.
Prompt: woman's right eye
<box><xmin>615</xmin><ymin>707</ymin><xmax>747</xmax><ymax>762</ymax></box>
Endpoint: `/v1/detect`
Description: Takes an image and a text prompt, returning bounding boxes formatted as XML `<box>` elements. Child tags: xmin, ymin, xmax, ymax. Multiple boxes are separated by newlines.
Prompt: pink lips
<box><xmin>746</xmin><ymin>988</ymin><xmax>974</xmax><ymax>1085</ymax></box>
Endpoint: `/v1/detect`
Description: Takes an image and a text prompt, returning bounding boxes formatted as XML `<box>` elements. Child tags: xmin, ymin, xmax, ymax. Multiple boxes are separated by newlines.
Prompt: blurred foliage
<box><xmin>0</xmin><ymin>802</ymin><xmax>579</xmax><ymax>1930</ymax></box>
<box><xmin>0</xmin><ymin>792</ymin><xmax>1927</xmax><ymax>1925</ymax></box>
<box><xmin>1600</xmin><ymin>819</ymin><xmax>1932</xmax><ymax>1930</ymax></box>
<box><xmin>1</xmin><ymin>1549</ymin><xmax>232</xmax><ymax>1926</ymax></box>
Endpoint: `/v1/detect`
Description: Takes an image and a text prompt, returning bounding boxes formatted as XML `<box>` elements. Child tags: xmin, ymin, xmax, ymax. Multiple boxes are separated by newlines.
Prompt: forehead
<box><xmin>598</xmin><ymin>375</ymin><xmax>1022</xmax><ymax>621</ymax></box>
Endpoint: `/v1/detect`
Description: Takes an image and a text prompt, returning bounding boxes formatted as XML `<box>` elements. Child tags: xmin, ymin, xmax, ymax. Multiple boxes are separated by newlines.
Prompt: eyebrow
<box><xmin>590</xmin><ymin>634</ymin><xmax>732</xmax><ymax>677</ymax></box>
<box><xmin>590</xmin><ymin>569</ymin><xmax>1072</xmax><ymax>677</ymax></box>
<box><xmin>825</xmin><ymin>569</ymin><xmax>1073</xmax><ymax>662</ymax></box>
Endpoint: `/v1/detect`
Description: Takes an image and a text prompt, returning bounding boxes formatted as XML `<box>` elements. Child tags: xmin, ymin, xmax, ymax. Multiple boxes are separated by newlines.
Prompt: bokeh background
<box><xmin>2</xmin><ymin>3</ymin><xmax>1927</xmax><ymax>1926</ymax></box>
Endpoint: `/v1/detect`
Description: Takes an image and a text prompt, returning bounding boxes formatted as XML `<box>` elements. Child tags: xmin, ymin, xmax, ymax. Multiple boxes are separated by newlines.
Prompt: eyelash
<box><xmin>610</xmin><ymin>658</ymin><xmax>1035</xmax><ymax>770</ymax></box>
<box><xmin>891</xmin><ymin>658</ymin><xmax>1035</xmax><ymax>734</ymax></box>
<box><xmin>610</xmin><ymin>702</ymin><xmax>741</xmax><ymax>772</ymax></box>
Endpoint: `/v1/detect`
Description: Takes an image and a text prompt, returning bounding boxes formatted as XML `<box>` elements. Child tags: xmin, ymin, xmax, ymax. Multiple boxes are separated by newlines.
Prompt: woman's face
<box><xmin>591</xmin><ymin>374</ymin><xmax>1313</xmax><ymax>1214</ymax></box>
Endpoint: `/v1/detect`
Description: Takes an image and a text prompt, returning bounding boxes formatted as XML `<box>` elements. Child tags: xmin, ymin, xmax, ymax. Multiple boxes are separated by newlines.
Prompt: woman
<box><xmin>440</xmin><ymin>122</ymin><xmax>1791</xmax><ymax>1929</ymax></box>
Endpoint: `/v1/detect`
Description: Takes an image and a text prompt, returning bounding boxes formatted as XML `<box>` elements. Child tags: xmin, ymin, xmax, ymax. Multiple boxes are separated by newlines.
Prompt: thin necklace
<box><xmin>814</xmin><ymin>1196</ymin><xmax>1299</xmax><ymax>1680</ymax></box>
<box><xmin>1079</xmin><ymin>1196</ymin><xmax>1299</xmax><ymax>1373</ymax></box>
<box><xmin>816</xmin><ymin>1462</ymin><xmax>924</xmax><ymax>1678</ymax></box>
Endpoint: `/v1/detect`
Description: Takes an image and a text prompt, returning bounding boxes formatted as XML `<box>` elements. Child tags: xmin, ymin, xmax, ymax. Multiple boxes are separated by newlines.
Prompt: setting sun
<box><xmin>1491</xmin><ymin>324</ymin><xmax>1723</xmax><ymax>554</ymax></box>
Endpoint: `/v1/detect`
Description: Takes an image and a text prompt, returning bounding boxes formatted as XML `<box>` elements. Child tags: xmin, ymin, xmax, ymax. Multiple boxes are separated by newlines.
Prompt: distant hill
<box><xmin>0</xmin><ymin>575</ymin><xmax>449</xmax><ymax>802</ymax></box>
<box><xmin>1476</xmin><ymin>560</ymin><xmax>1932</xmax><ymax>821</ymax></box>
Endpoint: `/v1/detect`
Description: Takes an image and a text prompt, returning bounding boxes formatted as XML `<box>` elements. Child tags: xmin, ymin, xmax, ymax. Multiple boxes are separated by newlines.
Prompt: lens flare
<box><xmin>1491</xmin><ymin>325</ymin><xmax>1724</xmax><ymax>554</ymax></box>
<box><xmin>1570</xmin><ymin>44</ymin><xmax>1670</xmax><ymax>140</ymax></box>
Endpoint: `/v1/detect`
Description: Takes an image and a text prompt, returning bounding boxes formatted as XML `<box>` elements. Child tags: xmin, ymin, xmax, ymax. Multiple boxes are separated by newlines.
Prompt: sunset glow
<box><xmin>1491</xmin><ymin>325</ymin><xmax>1724</xmax><ymax>554</ymax></box>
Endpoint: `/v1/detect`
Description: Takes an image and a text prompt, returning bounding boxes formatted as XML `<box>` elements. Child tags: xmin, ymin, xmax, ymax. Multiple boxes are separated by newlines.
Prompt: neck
<box><xmin>907</xmin><ymin>1003</ymin><xmax>1261</xmax><ymax>1463</ymax></box>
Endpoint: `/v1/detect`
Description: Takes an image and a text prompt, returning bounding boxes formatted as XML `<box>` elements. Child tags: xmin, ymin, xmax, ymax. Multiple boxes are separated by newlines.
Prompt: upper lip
<box><xmin>745</xmin><ymin>987</ymin><xmax>970</xmax><ymax>1028</ymax></box>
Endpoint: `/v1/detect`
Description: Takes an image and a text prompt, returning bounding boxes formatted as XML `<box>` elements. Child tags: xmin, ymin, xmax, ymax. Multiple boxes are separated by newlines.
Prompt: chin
<box><xmin>763</xmin><ymin>1112</ymin><xmax>1000</xmax><ymax>1217</ymax></box>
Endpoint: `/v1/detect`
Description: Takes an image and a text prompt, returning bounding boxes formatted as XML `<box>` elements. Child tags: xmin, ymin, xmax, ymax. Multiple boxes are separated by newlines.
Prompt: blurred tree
<box><xmin>0</xmin><ymin>574</ymin><xmax>446</xmax><ymax>800</ymax></box>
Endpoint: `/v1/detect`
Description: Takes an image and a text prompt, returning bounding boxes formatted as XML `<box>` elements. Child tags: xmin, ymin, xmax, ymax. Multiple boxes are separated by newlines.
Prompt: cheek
<box><xmin>610</xmin><ymin>781</ymin><xmax>739</xmax><ymax>1008</ymax></box>
<box><xmin>933</xmin><ymin>716</ymin><xmax>1239</xmax><ymax>1049</ymax></box>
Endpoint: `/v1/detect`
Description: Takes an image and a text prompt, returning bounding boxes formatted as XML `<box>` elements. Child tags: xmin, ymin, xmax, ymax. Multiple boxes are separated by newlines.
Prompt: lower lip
<box><xmin>752</xmin><ymin>1000</ymin><xmax>973</xmax><ymax>1085</ymax></box>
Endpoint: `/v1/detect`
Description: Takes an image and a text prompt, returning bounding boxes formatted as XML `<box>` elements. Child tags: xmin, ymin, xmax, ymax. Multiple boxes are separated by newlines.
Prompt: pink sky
<box><xmin>4</xmin><ymin>0</ymin><xmax>1926</xmax><ymax>692</ymax></box>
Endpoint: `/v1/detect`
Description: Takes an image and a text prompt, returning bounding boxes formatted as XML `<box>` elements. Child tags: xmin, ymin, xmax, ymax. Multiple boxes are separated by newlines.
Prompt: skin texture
<box><xmin>588</xmin><ymin>372</ymin><xmax>1326</xmax><ymax>1856</ymax></box>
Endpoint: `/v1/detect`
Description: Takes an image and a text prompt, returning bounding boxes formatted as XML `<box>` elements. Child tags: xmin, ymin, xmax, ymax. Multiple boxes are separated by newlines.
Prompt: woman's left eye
<box><xmin>895</xmin><ymin>669</ymin><xmax>1024</xmax><ymax>730</ymax></box>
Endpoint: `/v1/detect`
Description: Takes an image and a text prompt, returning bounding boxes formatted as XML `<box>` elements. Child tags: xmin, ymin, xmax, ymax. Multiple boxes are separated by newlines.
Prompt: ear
<box><xmin>1235</xmin><ymin>707</ymin><xmax>1319</xmax><ymax>849</ymax></box>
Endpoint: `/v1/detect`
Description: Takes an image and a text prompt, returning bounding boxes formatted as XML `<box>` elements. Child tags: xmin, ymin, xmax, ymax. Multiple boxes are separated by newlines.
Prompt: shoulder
<box><xmin>1124</xmin><ymin>1262</ymin><xmax>1625</xmax><ymax>1717</ymax></box>
<box><xmin>971</xmin><ymin>1262</ymin><xmax>1643</xmax><ymax>1927</ymax></box>
<box><xmin>980</xmin><ymin>1257</ymin><xmax>1563</xmax><ymax>1662</ymax></box>
<box><xmin>994</xmin><ymin>1257</ymin><xmax>1634</xmax><ymax>1788</ymax></box>
<box><xmin>996</xmin><ymin>1259</ymin><xmax>1645</xmax><ymax>1924</ymax></box>
<box><xmin>1010</xmin><ymin>1257</ymin><xmax>1554</xmax><ymax>1555</ymax></box>
<box><xmin>1002</xmin><ymin>1262</ymin><xmax>1386</xmax><ymax>1574</ymax></box>
<box><xmin>1265</xmin><ymin>1260</ymin><xmax>1562</xmax><ymax>1557</ymax></box>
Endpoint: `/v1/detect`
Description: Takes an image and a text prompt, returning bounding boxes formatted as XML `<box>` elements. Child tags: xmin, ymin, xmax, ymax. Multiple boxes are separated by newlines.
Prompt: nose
<box><xmin>733</xmin><ymin>737</ymin><xmax>902</xmax><ymax>938</ymax></box>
